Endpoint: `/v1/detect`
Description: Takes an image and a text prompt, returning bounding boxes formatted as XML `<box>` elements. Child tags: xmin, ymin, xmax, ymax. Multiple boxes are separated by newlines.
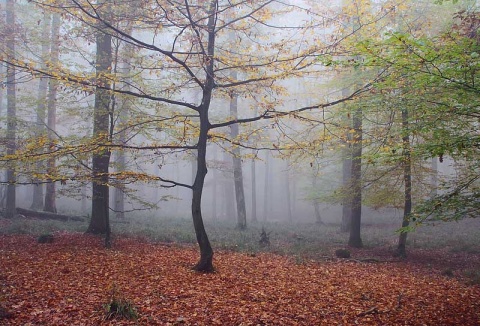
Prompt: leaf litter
<box><xmin>0</xmin><ymin>232</ymin><xmax>479</xmax><ymax>325</ymax></box>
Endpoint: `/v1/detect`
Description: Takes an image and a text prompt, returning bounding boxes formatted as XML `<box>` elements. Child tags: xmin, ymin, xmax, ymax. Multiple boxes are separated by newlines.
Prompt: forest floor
<box><xmin>1</xmin><ymin>231</ymin><xmax>479</xmax><ymax>325</ymax></box>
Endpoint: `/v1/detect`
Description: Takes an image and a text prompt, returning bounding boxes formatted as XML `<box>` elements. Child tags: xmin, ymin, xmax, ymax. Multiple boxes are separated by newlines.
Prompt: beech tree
<box><xmin>3</xmin><ymin>0</ymin><xmax>377</xmax><ymax>271</ymax></box>
<box><xmin>5</xmin><ymin>0</ymin><xmax>16</xmax><ymax>218</ymax></box>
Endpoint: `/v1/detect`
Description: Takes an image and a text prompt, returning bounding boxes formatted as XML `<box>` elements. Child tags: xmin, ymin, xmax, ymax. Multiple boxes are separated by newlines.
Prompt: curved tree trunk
<box><xmin>191</xmin><ymin>0</ymin><xmax>216</xmax><ymax>272</ymax></box>
<box><xmin>191</xmin><ymin>110</ymin><xmax>214</xmax><ymax>272</ymax></box>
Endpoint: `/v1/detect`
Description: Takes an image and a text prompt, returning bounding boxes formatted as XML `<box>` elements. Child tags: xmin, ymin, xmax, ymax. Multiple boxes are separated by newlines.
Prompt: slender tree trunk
<box><xmin>251</xmin><ymin>150</ymin><xmax>257</xmax><ymax>223</ymax></box>
<box><xmin>312</xmin><ymin>173</ymin><xmax>325</xmax><ymax>225</ymax></box>
<box><xmin>223</xmin><ymin>149</ymin><xmax>235</xmax><ymax>220</ymax></box>
<box><xmin>348</xmin><ymin>106</ymin><xmax>363</xmax><ymax>248</ymax></box>
<box><xmin>341</xmin><ymin>149</ymin><xmax>352</xmax><ymax>232</ymax></box>
<box><xmin>113</xmin><ymin>24</ymin><xmax>133</xmax><ymax>220</ymax></box>
<box><xmin>263</xmin><ymin>150</ymin><xmax>271</xmax><ymax>222</ymax></box>
<box><xmin>31</xmin><ymin>14</ymin><xmax>51</xmax><ymax>210</ymax></box>
<box><xmin>396</xmin><ymin>108</ymin><xmax>412</xmax><ymax>257</ymax></box>
<box><xmin>284</xmin><ymin>160</ymin><xmax>292</xmax><ymax>222</ymax></box>
<box><xmin>5</xmin><ymin>0</ymin><xmax>16</xmax><ymax>218</ymax></box>
<box><xmin>229</xmin><ymin>85</ymin><xmax>247</xmax><ymax>230</ymax></box>
<box><xmin>430</xmin><ymin>157</ymin><xmax>438</xmax><ymax>198</ymax></box>
<box><xmin>44</xmin><ymin>14</ymin><xmax>60</xmax><ymax>213</ymax></box>
<box><xmin>212</xmin><ymin>146</ymin><xmax>218</xmax><ymax>221</ymax></box>
<box><xmin>86</xmin><ymin>8</ymin><xmax>112</xmax><ymax>238</ymax></box>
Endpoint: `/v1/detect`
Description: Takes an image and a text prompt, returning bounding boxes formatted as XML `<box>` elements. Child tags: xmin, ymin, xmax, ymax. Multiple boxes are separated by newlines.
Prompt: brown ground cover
<box><xmin>1</xmin><ymin>232</ymin><xmax>479</xmax><ymax>325</ymax></box>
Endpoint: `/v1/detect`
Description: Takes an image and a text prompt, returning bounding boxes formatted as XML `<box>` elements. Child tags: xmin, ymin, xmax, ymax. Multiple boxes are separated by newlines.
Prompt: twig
<box><xmin>357</xmin><ymin>306</ymin><xmax>378</xmax><ymax>317</ymax></box>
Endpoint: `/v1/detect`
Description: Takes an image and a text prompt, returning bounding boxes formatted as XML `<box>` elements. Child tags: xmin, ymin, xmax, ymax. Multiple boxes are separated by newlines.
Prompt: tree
<box><xmin>5</xmin><ymin>0</ymin><xmax>16</xmax><ymax>218</ymax></box>
<box><xmin>30</xmin><ymin>13</ymin><xmax>51</xmax><ymax>211</ymax></box>
<box><xmin>86</xmin><ymin>2</ymin><xmax>113</xmax><ymax>239</ymax></box>
<box><xmin>44</xmin><ymin>13</ymin><xmax>60</xmax><ymax>213</ymax></box>
<box><xmin>229</xmin><ymin>82</ymin><xmax>247</xmax><ymax>230</ymax></box>
<box><xmin>5</xmin><ymin>0</ymin><xmax>375</xmax><ymax>271</ymax></box>
<box><xmin>395</xmin><ymin>108</ymin><xmax>412</xmax><ymax>257</ymax></box>
<box><xmin>348</xmin><ymin>104</ymin><xmax>363</xmax><ymax>248</ymax></box>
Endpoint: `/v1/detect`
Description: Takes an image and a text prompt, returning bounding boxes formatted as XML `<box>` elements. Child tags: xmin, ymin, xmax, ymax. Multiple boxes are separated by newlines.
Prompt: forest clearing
<box><xmin>1</xmin><ymin>218</ymin><xmax>480</xmax><ymax>325</ymax></box>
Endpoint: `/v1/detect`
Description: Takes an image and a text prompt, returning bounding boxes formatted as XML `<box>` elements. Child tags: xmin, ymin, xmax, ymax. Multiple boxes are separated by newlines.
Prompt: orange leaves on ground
<box><xmin>1</xmin><ymin>233</ymin><xmax>479</xmax><ymax>325</ymax></box>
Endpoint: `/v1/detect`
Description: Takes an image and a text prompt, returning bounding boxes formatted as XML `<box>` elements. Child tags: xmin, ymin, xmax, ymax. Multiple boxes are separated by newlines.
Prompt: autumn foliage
<box><xmin>1</xmin><ymin>233</ymin><xmax>479</xmax><ymax>325</ymax></box>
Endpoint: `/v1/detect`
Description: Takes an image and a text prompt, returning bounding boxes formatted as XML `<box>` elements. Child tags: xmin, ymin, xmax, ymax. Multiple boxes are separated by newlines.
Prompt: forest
<box><xmin>0</xmin><ymin>0</ymin><xmax>479</xmax><ymax>324</ymax></box>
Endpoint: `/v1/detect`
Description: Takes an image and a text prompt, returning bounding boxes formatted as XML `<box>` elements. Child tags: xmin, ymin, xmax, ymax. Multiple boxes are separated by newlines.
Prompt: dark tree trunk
<box><xmin>44</xmin><ymin>14</ymin><xmax>60</xmax><ymax>214</ymax></box>
<box><xmin>31</xmin><ymin>13</ymin><xmax>51</xmax><ymax>211</ymax></box>
<box><xmin>5</xmin><ymin>0</ymin><xmax>16</xmax><ymax>218</ymax></box>
<box><xmin>87</xmin><ymin>8</ymin><xmax>112</xmax><ymax>238</ymax></box>
<box><xmin>191</xmin><ymin>109</ymin><xmax>214</xmax><ymax>272</ymax></box>
<box><xmin>190</xmin><ymin>0</ymin><xmax>216</xmax><ymax>272</ymax></box>
<box><xmin>348</xmin><ymin>106</ymin><xmax>363</xmax><ymax>248</ymax></box>
<box><xmin>395</xmin><ymin>108</ymin><xmax>412</xmax><ymax>258</ymax></box>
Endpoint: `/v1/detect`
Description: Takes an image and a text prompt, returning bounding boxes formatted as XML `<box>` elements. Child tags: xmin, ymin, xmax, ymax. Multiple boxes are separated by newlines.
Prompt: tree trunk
<box><xmin>192</xmin><ymin>109</ymin><xmax>214</xmax><ymax>272</ymax></box>
<box><xmin>223</xmin><ymin>149</ymin><xmax>235</xmax><ymax>220</ymax></box>
<box><xmin>190</xmin><ymin>0</ymin><xmax>216</xmax><ymax>272</ymax></box>
<box><xmin>341</xmin><ymin>149</ymin><xmax>352</xmax><ymax>232</ymax></box>
<box><xmin>113</xmin><ymin>23</ymin><xmax>133</xmax><ymax>220</ymax></box>
<box><xmin>31</xmin><ymin>13</ymin><xmax>51</xmax><ymax>210</ymax></box>
<box><xmin>312</xmin><ymin>173</ymin><xmax>325</xmax><ymax>225</ymax></box>
<box><xmin>229</xmin><ymin>86</ymin><xmax>247</xmax><ymax>230</ymax></box>
<box><xmin>284</xmin><ymin>160</ymin><xmax>292</xmax><ymax>222</ymax></box>
<box><xmin>430</xmin><ymin>157</ymin><xmax>438</xmax><ymax>199</ymax></box>
<box><xmin>86</xmin><ymin>9</ymin><xmax>112</xmax><ymax>237</ymax></box>
<box><xmin>263</xmin><ymin>150</ymin><xmax>271</xmax><ymax>222</ymax></box>
<box><xmin>348</xmin><ymin>106</ymin><xmax>363</xmax><ymax>248</ymax></box>
<box><xmin>44</xmin><ymin>14</ymin><xmax>60</xmax><ymax>213</ymax></box>
<box><xmin>251</xmin><ymin>149</ymin><xmax>257</xmax><ymax>223</ymax></box>
<box><xmin>396</xmin><ymin>108</ymin><xmax>412</xmax><ymax>257</ymax></box>
<box><xmin>5</xmin><ymin>0</ymin><xmax>16</xmax><ymax>218</ymax></box>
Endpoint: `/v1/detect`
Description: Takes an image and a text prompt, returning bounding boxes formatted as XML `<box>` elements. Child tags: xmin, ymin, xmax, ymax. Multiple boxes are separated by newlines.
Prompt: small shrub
<box><xmin>37</xmin><ymin>234</ymin><xmax>54</xmax><ymax>244</ymax></box>
<box><xmin>441</xmin><ymin>268</ymin><xmax>454</xmax><ymax>277</ymax></box>
<box><xmin>464</xmin><ymin>269</ymin><xmax>480</xmax><ymax>285</ymax></box>
<box><xmin>103</xmin><ymin>286</ymin><xmax>138</xmax><ymax>321</ymax></box>
<box><xmin>259</xmin><ymin>227</ymin><xmax>270</xmax><ymax>247</ymax></box>
<box><xmin>335</xmin><ymin>248</ymin><xmax>351</xmax><ymax>258</ymax></box>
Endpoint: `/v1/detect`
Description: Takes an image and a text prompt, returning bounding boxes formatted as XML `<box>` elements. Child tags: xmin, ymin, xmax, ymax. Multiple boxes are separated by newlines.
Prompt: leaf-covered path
<box><xmin>1</xmin><ymin>233</ymin><xmax>479</xmax><ymax>325</ymax></box>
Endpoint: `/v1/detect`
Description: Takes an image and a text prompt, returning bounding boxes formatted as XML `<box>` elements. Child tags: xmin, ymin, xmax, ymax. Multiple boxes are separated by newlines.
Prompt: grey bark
<box><xmin>5</xmin><ymin>0</ymin><xmax>16</xmax><ymax>218</ymax></box>
<box><xmin>44</xmin><ymin>14</ymin><xmax>60</xmax><ymax>213</ymax></box>
<box><xmin>251</xmin><ymin>150</ymin><xmax>257</xmax><ymax>223</ymax></box>
<box><xmin>284</xmin><ymin>161</ymin><xmax>292</xmax><ymax>222</ymax></box>
<box><xmin>31</xmin><ymin>14</ymin><xmax>51</xmax><ymax>210</ymax></box>
<box><xmin>229</xmin><ymin>83</ymin><xmax>247</xmax><ymax>230</ymax></box>
<box><xmin>263</xmin><ymin>150</ymin><xmax>271</xmax><ymax>222</ymax></box>
<box><xmin>113</xmin><ymin>24</ymin><xmax>134</xmax><ymax>219</ymax></box>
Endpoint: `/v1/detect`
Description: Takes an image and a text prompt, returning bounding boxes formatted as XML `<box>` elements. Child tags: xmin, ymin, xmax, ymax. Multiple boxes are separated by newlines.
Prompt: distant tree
<box><xmin>5</xmin><ymin>0</ymin><xmax>16</xmax><ymax>218</ymax></box>
<box><xmin>44</xmin><ymin>13</ymin><xmax>60</xmax><ymax>214</ymax></box>
<box><xmin>30</xmin><ymin>13</ymin><xmax>51</xmax><ymax>211</ymax></box>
